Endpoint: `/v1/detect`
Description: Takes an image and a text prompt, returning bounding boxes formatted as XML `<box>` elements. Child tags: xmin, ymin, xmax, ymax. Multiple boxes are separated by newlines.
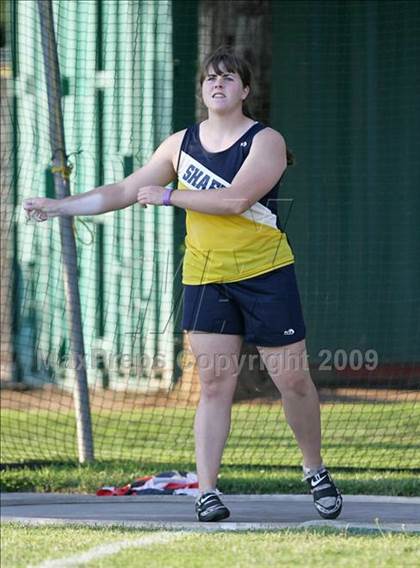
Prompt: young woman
<box><xmin>23</xmin><ymin>47</ymin><xmax>342</xmax><ymax>522</ymax></box>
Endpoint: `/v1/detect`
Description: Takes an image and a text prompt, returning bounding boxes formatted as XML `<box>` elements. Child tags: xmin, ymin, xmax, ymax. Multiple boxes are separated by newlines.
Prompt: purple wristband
<box><xmin>162</xmin><ymin>188</ymin><xmax>173</xmax><ymax>206</ymax></box>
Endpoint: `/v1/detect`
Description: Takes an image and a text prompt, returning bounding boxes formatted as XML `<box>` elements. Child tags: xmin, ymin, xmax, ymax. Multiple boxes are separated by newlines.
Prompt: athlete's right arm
<box><xmin>22</xmin><ymin>131</ymin><xmax>183</xmax><ymax>221</ymax></box>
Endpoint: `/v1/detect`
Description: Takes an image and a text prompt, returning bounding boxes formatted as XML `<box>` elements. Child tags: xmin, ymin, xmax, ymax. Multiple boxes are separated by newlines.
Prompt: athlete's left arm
<box><xmin>136</xmin><ymin>129</ymin><xmax>287</xmax><ymax>215</ymax></box>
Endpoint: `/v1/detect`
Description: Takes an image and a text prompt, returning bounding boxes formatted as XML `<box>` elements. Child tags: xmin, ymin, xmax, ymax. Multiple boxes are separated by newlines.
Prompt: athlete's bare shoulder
<box><xmin>149</xmin><ymin>129</ymin><xmax>187</xmax><ymax>169</ymax></box>
<box><xmin>250</xmin><ymin>127</ymin><xmax>286</xmax><ymax>162</ymax></box>
<box><xmin>162</xmin><ymin>129</ymin><xmax>188</xmax><ymax>169</ymax></box>
<box><xmin>254</xmin><ymin>126</ymin><xmax>286</xmax><ymax>147</ymax></box>
<box><xmin>166</xmin><ymin>128</ymin><xmax>188</xmax><ymax>145</ymax></box>
<box><xmin>162</xmin><ymin>129</ymin><xmax>187</xmax><ymax>148</ymax></box>
<box><xmin>156</xmin><ymin>128</ymin><xmax>186</xmax><ymax>152</ymax></box>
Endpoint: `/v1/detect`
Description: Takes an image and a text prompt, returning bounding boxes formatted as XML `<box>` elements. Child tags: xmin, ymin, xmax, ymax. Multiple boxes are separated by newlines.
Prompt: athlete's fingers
<box><xmin>137</xmin><ymin>190</ymin><xmax>148</xmax><ymax>208</ymax></box>
<box><xmin>23</xmin><ymin>197</ymin><xmax>53</xmax><ymax>223</ymax></box>
<box><xmin>23</xmin><ymin>198</ymin><xmax>38</xmax><ymax>210</ymax></box>
<box><xmin>33</xmin><ymin>214</ymin><xmax>48</xmax><ymax>222</ymax></box>
<box><xmin>23</xmin><ymin>198</ymin><xmax>61</xmax><ymax>221</ymax></box>
<box><xmin>137</xmin><ymin>185</ymin><xmax>165</xmax><ymax>206</ymax></box>
<box><xmin>23</xmin><ymin>197</ymin><xmax>45</xmax><ymax>211</ymax></box>
<box><xmin>25</xmin><ymin>210</ymin><xmax>47</xmax><ymax>223</ymax></box>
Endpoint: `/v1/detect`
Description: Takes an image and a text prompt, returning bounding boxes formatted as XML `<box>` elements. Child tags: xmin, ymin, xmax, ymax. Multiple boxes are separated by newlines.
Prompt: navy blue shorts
<box><xmin>182</xmin><ymin>264</ymin><xmax>306</xmax><ymax>347</ymax></box>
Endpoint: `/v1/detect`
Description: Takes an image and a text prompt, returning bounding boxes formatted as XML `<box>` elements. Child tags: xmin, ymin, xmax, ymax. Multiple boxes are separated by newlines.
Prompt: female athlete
<box><xmin>23</xmin><ymin>46</ymin><xmax>342</xmax><ymax>522</ymax></box>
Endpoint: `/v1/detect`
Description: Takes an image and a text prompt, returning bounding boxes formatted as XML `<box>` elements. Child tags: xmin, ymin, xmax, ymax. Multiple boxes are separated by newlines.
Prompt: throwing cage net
<box><xmin>1</xmin><ymin>0</ymin><xmax>419</xmax><ymax>471</ymax></box>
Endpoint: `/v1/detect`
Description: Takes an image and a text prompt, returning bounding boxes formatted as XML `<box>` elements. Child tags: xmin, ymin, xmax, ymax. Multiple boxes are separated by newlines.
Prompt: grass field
<box><xmin>1</xmin><ymin>461</ymin><xmax>419</xmax><ymax>496</ymax></box>
<box><xmin>2</xmin><ymin>524</ymin><xmax>420</xmax><ymax>568</ymax></box>
<box><xmin>2</xmin><ymin>397</ymin><xmax>419</xmax><ymax>568</ymax></box>
<box><xmin>1</xmin><ymin>399</ymin><xmax>419</xmax><ymax>495</ymax></box>
<box><xmin>2</xmin><ymin>400</ymin><xmax>419</xmax><ymax>468</ymax></box>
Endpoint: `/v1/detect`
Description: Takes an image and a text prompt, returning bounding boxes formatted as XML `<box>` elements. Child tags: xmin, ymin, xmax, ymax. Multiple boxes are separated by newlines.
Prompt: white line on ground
<box><xmin>6</xmin><ymin>517</ymin><xmax>419</xmax><ymax>534</ymax></box>
<box><xmin>29</xmin><ymin>532</ymin><xmax>185</xmax><ymax>568</ymax></box>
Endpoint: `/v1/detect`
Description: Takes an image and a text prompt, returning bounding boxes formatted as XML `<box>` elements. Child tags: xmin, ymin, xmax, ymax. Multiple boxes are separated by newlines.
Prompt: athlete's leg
<box><xmin>188</xmin><ymin>332</ymin><xmax>243</xmax><ymax>494</ymax></box>
<box><xmin>257</xmin><ymin>339</ymin><xmax>322</xmax><ymax>469</ymax></box>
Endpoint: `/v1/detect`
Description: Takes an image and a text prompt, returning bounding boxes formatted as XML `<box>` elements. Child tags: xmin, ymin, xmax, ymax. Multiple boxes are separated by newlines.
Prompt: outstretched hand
<box><xmin>23</xmin><ymin>197</ymin><xmax>59</xmax><ymax>222</ymax></box>
<box><xmin>137</xmin><ymin>185</ymin><xmax>166</xmax><ymax>207</ymax></box>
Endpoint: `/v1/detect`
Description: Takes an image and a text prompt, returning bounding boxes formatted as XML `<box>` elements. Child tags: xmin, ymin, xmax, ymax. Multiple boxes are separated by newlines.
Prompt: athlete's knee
<box><xmin>199</xmin><ymin>369</ymin><xmax>238</xmax><ymax>399</ymax></box>
<box><xmin>275</xmin><ymin>369</ymin><xmax>313</xmax><ymax>397</ymax></box>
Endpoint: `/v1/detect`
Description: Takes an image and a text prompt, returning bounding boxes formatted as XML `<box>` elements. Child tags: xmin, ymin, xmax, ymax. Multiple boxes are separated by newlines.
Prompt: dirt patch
<box><xmin>1</xmin><ymin>382</ymin><xmax>417</xmax><ymax>413</ymax></box>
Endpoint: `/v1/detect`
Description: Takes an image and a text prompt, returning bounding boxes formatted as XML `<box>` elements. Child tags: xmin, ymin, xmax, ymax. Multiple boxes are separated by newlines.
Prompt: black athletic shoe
<box><xmin>195</xmin><ymin>491</ymin><xmax>230</xmax><ymax>522</ymax></box>
<box><xmin>304</xmin><ymin>468</ymin><xmax>343</xmax><ymax>519</ymax></box>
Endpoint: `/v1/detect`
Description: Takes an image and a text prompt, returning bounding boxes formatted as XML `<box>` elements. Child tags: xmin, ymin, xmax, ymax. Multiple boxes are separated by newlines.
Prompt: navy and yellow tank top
<box><xmin>177</xmin><ymin>122</ymin><xmax>294</xmax><ymax>285</ymax></box>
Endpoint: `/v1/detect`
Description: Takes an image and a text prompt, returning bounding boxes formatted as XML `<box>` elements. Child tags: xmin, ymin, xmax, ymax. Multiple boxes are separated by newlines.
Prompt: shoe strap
<box><xmin>198</xmin><ymin>492</ymin><xmax>220</xmax><ymax>505</ymax></box>
<box><xmin>311</xmin><ymin>484</ymin><xmax>340</xmax><ymax>499</ymax></box>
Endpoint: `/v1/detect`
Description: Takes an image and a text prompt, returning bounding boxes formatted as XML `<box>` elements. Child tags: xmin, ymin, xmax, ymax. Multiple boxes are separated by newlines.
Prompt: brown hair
<box><xmin>200</xmin><ymin>46</ymin><xmax>295</xmax><ymax>166</ymax></box>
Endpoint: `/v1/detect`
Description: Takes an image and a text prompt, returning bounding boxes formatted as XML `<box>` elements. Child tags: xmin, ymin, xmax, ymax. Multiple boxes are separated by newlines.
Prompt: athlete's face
<box><xmin>201</xmin><ymin>64</ymin><xmax>250</xmax><ymax>114</ymax></box>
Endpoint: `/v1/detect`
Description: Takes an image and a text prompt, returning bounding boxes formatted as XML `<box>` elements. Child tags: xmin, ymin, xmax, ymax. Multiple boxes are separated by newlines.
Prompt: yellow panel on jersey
<box><xmin>177</xmin><ymin>123</ymin><xmax>295</xmax><ymax>285</ymax></box>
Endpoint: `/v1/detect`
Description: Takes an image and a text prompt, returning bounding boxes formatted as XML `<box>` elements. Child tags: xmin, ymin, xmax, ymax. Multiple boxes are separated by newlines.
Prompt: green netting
<box><xmin>1</xmin><ymin>0</ymin><xmax>419</xmax><ymax>471</ymax></box>
<box><xmin>7</xmin><ymin>0</ymin><xmax>175</xmax><ymax>387</ymax></box>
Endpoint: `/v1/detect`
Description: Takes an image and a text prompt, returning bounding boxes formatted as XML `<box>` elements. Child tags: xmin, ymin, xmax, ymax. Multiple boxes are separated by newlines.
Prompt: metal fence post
<box><xmin>37</xmin><ymin>0</ymin><xmax>94</xmax><ymax>463</ymax></box>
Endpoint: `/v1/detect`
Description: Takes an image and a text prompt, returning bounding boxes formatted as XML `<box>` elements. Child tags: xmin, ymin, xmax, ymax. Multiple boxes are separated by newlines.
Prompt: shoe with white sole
<box><xmin>304</xmin><ymin>468</ymin><xmax>343</xmax><ymax>519</ymax></box>
<box><xmin>195</xmin><ymin>491</ymin><xmax>230</xmax><ymax>522</ymax></box>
